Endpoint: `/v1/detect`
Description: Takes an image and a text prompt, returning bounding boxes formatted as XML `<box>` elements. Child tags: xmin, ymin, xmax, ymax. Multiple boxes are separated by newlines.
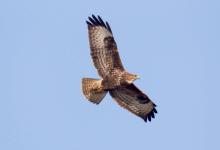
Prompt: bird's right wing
<box><xmin>110</xmin><ymin>84</ymin><xmax>157</xmax><ymax>122</ymax></box>
<box><xmin>86</xmin><ymin>15</ymin><xmax>125</xmax><ymax>78</ymax></box>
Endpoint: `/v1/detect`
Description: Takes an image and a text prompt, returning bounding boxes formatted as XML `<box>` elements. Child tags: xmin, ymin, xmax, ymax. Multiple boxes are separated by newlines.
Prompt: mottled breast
<box><xmin>102</xmin><ymin>69</ymin><xmax>124</xmax><ymax>90</ymax></box>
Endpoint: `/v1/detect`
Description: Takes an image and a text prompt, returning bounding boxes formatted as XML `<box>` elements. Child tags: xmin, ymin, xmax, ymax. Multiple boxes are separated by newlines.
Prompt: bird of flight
<box><xmin>82</xmin><ymin>15</ymin><xmax>157</xmax><ymax>122</ymax></box>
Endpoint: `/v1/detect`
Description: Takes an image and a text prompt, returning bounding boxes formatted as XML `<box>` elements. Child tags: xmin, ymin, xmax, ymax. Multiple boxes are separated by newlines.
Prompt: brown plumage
<box><xmin>82</xmin><ymin>15</ymin><xmax>157</xmax><ymax>122</ymax></box>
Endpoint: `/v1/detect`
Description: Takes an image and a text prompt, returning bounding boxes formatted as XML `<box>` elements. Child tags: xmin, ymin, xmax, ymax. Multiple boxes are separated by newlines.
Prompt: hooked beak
<box><xmin>136</xmin><ymin>75</ymin><xmax>140</xmax><ymax>79</ymax></box>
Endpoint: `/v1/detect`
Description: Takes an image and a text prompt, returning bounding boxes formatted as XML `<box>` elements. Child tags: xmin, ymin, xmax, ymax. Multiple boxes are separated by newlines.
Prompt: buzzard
<box><xmin>82</xmin><ymin>15</ymin><xmax>157</xmax><ymax>122</ymax></box>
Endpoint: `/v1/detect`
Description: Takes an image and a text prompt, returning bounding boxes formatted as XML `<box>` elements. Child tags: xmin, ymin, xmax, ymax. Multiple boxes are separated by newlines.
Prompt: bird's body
<box><xmin>82</xmin><ymin>15</ymin><xmax>157</xmax><ymax>122</ymax></box>
<box><xmin>101</xmin><ymin>69</ymin><xmax>137</xmax><ymax>90</ymax></box>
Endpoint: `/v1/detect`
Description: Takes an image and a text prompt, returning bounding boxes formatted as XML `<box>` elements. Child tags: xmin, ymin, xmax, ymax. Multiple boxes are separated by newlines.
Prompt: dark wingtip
<box><xmin>106</xmin><ymin>21</ymin><xmax>112</xmax><ymax>33</ymax></box>
<box><xmin>144</xmin><ymin>117</ymin><xmax>148</xmax><ymax>122</ymax></box>
<box><xmin>153</xmin><ymin>108</ymin><xmax>158</xmax><ymax>113</ymax></box>
<box><xmin>86</xmin><ymin>21</ymin><xmax>93</xmax><ymax>26</ymax></box>
<box><xmin>98</xmin><ymin>15</ymin><xmax>107</xmax><ymax>28</ymax></box>
<box><xmin>151</xmin><ymin>112</ymin><xmax>155</xmax><ymax>118</ymax></box>
<box><xmin>86</xmin><ymin>15</ymin><xmax>112</xmax><ymax>33</ymax></box>
<box><xmin>142</xmin><ymin>106</ymin><xmax>158</xmax><ymax>123</ymax></box>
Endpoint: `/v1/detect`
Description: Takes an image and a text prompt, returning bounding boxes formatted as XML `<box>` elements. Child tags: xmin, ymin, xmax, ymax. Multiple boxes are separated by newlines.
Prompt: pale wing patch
<box><xmin>89</xmin><ymin>26</ymin><xmax>113</xmax><ymax>49</ymax></box>
<box><xmin>89</xmin><ymin>26</ymin><xmax>113</xmax><ymax>76</ymax></box>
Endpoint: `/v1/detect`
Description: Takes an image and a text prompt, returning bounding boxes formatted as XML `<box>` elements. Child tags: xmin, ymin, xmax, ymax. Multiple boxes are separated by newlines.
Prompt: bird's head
<box><xmin>124</xmin><ymin>72</ymin><xmax>140</xmax><ymax>84</ymax></box>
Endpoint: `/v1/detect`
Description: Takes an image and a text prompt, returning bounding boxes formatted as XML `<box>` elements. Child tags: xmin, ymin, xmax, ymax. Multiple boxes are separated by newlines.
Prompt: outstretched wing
<box><xmin>109</xmin><ymin>84</ymin><xmax>157</xmax><ymax>122</ymax></box>
<box><xmin>86</xmin><ymin>15</ymin><xmax>124</xmax><ymax>78</ymax></box>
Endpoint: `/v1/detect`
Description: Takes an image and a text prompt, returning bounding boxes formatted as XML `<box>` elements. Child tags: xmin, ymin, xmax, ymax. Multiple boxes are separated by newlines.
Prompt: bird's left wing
<box><xmin>110</xmin><ymin>84</ymin><xmax>157</xmax><ymax>122</ymax></box>
<box><xmin>86</xmin><ymin>15</ymin><xmax>125</xmax><ymax>78</ymax></box>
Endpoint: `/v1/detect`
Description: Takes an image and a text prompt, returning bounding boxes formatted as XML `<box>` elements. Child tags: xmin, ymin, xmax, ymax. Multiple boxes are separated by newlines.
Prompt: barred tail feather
<box><xmin>82</xmin><ymin>78</ymin><xmax>107</xmax><ymax>104</ymax></box>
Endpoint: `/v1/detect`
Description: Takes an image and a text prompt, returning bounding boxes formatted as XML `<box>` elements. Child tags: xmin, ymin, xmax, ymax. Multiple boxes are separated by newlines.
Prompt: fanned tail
<box><xmin>82</xmin><ymin>78</ymin><xmax>107</xmax><ymax>104</ymax></box>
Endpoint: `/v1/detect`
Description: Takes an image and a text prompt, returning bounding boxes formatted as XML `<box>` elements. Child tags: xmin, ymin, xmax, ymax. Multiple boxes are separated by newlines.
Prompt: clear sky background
<box><xmin>0</xmin><ymin>0</ymin><xmax>219</xmax><ymax>150</ymax></box>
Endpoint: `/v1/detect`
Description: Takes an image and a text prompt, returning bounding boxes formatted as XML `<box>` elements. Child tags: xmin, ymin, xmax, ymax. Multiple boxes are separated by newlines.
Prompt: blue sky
<box><xmin>0</xmin><ymin>0</ymin><xmax>220</xmax><ymax>150</ymax></box>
